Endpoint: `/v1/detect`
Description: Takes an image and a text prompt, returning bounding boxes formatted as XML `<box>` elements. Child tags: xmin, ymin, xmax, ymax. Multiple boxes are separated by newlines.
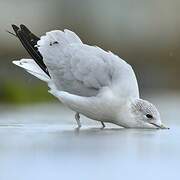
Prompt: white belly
<box><xmin>50</xmin><ymin>88</ymin><xmax>128</xmax><ymax>124</ymax></box>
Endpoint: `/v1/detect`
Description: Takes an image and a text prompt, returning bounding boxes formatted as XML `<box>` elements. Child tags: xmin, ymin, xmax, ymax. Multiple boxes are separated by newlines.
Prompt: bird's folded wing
<box><xmin>37</xmin><ymin>30</ymin><xmax>139</xmax><ymax>98</ymax></box>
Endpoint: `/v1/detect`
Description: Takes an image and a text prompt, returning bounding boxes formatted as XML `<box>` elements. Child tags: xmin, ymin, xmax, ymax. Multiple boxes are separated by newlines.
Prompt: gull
<box><xmin>11</xmin><ymin>24</ymin><xmax>168</xmax><ymax>129</ymax></box>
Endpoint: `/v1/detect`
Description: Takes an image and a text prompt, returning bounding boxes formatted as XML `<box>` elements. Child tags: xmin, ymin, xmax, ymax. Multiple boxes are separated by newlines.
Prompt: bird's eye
<box><xmin>146</xmin><ymin>114</ymin><xmax>153</xmax><ymax>119</ymax></box>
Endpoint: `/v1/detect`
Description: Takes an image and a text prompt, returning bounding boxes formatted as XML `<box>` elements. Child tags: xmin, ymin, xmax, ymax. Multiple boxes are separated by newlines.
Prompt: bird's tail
<box><xmin>13</xmin><ymin>59</ymin><xmax>50</xmax><ymax>82</ymax></box>
<box><xmin>10</xmin><ymin>25</ymin><xmax>57</xmax><ymax>92</ymax></box>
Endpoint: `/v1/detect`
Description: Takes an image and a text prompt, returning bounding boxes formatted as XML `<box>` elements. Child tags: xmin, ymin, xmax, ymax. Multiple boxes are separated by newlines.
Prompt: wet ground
<box><xmin>0</xmin><ymin>94</ymin><xmax>179</xmax><ymax>180</ymax></box>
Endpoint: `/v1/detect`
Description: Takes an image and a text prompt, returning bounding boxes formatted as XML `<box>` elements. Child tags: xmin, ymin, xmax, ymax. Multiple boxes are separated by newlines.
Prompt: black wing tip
<box><xmin>20</xmin><ymin>24</ymin><xmax>25</xmax><ymax>28</ymax></box>
<box><xmin>11</xmin><ymin>23</ymin><xmax>50</xmax><ymax>77</ymax></box>
<box><xmin>20</xmin><ymin>24</ymin><xmax>30</xmax><ymax>32</ymax></box>
<box><xmin>11</xmin><ymin>24</ymin><xmax>19</xmax><ymax>32</ymax></box>
<box><xmin>12</xmin><ymin>24</ymin><xmax>29</xmax><ymax>33</ymax></box>
<box><xmin>19</xmin><ymin>24</ymin><xmax>40</xmax><ymax>41</ymax></box>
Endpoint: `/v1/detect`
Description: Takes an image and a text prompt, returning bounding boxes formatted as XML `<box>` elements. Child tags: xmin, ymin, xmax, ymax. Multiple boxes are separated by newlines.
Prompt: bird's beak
<box><xmin>150</xmin><ymin>123</ymin><xmax>169</xmax><ymax>129</ymax></box>
<box><xmin>159</xmin><ymin>123</ymin><xmax>169</xmax><ymax>129</ymax></box>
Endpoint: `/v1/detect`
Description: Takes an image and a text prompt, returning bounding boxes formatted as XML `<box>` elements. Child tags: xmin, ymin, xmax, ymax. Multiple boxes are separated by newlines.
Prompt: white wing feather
<box><xmin>13</xmin><ymin>59</ymin><xmax>50</xmax><ymax>82</ymax></box>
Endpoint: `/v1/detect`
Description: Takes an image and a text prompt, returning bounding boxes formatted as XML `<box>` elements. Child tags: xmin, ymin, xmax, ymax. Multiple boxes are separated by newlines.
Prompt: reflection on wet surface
<box><xmin>0</xmin><ymin>102</ymin><xmax>179</xmax><ymax>180</ymax></box>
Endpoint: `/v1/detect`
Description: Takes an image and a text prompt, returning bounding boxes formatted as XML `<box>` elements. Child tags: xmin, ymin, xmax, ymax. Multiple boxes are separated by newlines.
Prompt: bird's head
<box><xmin>130</xmin><ymin>99</ymin><xmax>168</xmax><ymax>129</ymax></box>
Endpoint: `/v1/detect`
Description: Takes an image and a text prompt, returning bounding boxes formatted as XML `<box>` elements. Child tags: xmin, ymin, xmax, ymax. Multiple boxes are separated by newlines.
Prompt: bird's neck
<box><xmin>114</xmin><ymin>98</ymin><xmax>140</xmax><ymax>128</ymax></box>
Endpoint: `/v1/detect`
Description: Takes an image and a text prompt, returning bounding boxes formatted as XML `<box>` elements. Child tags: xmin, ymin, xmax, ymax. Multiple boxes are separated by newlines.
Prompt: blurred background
<box><xmin>0</xmin><ymin>1</ymin><xmax>180</xmax><ymax>180</ymax></box>
<box><xmin>1</xmin><ymin>0</ymin><xmax>180</xmax><ymax>104</ymax></box>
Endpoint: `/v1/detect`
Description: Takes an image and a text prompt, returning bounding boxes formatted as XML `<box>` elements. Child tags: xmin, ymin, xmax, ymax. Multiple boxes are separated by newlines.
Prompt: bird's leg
<box><xmin>101</xmin><ymin>121</ymin><xmax>105</xmax><ymax>129</ymax></box>
<box><xmin>75</xmin><ymin>112</ymin><xmax>81</xmax><ymax>128</ymax></box>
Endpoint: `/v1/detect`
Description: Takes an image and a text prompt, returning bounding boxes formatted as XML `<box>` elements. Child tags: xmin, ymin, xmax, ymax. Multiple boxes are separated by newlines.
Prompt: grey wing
<box><xmin>37</xmin><ymin>29</ymin><xmax>138</xmax><ymax>98</ymax></box>
<box><xmin>39</xmin><ymin>45</ymin><xmax>113</xmax><ymax>96</ymax></box>
<box><xmin>62</xmin><ymin>45</ymin><xmax>115</xmax><ymax>96</ymax></box>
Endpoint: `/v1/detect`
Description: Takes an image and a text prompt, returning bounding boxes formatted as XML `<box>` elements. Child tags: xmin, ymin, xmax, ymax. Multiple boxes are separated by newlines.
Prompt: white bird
<box><xmin>11</xmin><ymin>24</ymin><xmax>168</xmax><ymax>129</ymax></box>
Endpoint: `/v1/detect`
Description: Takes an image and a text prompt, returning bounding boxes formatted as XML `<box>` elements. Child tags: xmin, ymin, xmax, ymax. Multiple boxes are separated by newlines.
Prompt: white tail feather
<box><xmin>13</xmin><ymin>59</ymin><xmax>50</xmax><ymax>82</ymax></box>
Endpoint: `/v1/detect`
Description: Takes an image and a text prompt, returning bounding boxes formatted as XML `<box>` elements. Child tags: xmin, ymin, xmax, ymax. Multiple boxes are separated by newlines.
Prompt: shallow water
<box><xmin>0</xmin><ymin>96</ymin><xmax>179</xmax><ymax>180</ymax></box>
